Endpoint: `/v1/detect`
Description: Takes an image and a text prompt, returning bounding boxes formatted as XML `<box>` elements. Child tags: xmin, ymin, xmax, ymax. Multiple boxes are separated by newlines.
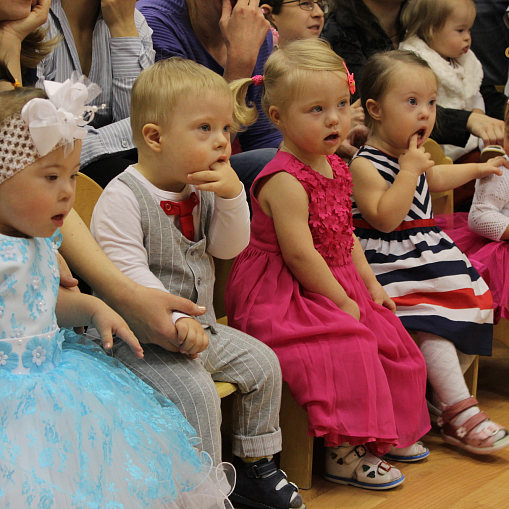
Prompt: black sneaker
<box><xmin>230</xmin><ymin>456</ymin><xmax>305</xmax><ymax>509</ymax></box>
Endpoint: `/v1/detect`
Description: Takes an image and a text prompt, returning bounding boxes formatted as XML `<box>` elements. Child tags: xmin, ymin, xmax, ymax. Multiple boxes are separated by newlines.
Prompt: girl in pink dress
<box><xmin>226</xmin><ymin>38</ymin><xmax>430</xmax><ymax>491</ymax></box>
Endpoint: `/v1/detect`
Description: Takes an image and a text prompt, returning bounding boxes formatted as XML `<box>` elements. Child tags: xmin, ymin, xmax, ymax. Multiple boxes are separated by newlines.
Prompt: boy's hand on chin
<box><xmin>187</xmin><ymin>161</ymin><xmax>243</xmax><ymax>199</ymax></box>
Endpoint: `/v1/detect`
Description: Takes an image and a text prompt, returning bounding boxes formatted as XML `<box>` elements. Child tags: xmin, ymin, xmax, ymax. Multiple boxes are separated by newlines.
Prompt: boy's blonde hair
<box><xmin>230</xmin><ymin>38</ymin><xmax>347</xmax><ymax>125</ymax></box>
<box><xmin>401</xmin><ymin>0</ymin><xmax>476</xmax><ymax>47</ymax></box>
<box><xmin>360</xmin><ymin>50</ymin><xmax>437</xmax><ymax>130</ymax></box>
<box><xmin>131</xmin><ymin>58</ymin><xmax>255</xmax><ymax>147</ymax></box>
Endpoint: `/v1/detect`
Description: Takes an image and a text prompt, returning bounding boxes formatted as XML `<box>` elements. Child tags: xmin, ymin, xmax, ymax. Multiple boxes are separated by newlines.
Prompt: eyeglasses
<box><xmin>281</xmin><ymin>0</ymin><xmax>329</xmax><ymax>14</ymax></box>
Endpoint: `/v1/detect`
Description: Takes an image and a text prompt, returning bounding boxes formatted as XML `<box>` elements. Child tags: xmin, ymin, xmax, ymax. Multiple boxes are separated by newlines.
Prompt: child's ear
<box><xmin>365</xmin><ymin>99</ymin><xmax>382</xmax><ymax>122</ymax></box>
<box><xmin>269</xmin><ymin>105</ymin><xmax>283</xmax><ymax>127</ymax></box>
<box><xmin>142</xmin><ymin>123</ymin><xmax>163</xmax><ymax>152</ymax></box>
<box><xmin>261</xmin><ymin>4</ymin><xmax>275</xmax><ymax>23</ymax></box>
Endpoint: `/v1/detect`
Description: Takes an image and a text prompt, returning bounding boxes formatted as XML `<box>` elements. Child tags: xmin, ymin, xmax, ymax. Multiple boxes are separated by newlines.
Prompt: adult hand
<box><xmin>350</xmin><ymin>99</ymin><xmax>365</xmax><ymax>129</ymax></box>
<box><xmin>0</xmin><ymin>0</ymin><xmax>50</xmax><ymax>44</ymax></box>
<box><xmin>111</xmin><ymin>282</ymin><xmax>207</xmax><ymax>353</ymax></box>
<box><xmin>337</xmin><ymin>124</ymin><xmax>369</xmax><ymax>159</ymax></box>
<box><xmin>101</xmin><ymin>0</ymin><xmax>138</xmax><ymax>38</ymax></box>
<box><xmin>466</xmin><ymin>112</ymin><xmax>505</xmax><ymax>147</ymax></box>
<box><xmin>220</xmin><ymin>0</ymin><xmax>270</xmax><ymax>81</ymax></box>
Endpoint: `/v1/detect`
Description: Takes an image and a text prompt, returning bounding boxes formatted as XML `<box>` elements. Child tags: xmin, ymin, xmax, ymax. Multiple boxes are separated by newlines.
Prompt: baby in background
<box><xmin>400</xmin><ymin>0</ymin><xmax>503</xmax><ymax>161</ymax></box>
<box><xmin>91</xmin><ymin>57</ymin><xmax>304</xmax><ymax>509</ymax></box>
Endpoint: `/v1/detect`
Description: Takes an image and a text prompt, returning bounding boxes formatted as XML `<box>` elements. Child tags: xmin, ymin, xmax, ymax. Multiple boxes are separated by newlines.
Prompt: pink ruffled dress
<box><xmin>226</xmin><ymin>151</ymin><xmax>430</xmax><ymax>454</ymax></box>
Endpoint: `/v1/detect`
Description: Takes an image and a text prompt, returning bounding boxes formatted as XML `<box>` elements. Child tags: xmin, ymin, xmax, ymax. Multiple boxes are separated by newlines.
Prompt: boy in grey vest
<box><xmin>91</xmin><ymin>58</ymin><xmax>304</xmax><ymax>509</ymax></box>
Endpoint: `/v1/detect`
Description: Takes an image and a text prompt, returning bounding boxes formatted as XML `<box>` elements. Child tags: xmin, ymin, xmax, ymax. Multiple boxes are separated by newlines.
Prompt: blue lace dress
<box><xmin>0</xmin><ymin>233</ymin><xmax>233</xmax><ymax>508</ymax></box>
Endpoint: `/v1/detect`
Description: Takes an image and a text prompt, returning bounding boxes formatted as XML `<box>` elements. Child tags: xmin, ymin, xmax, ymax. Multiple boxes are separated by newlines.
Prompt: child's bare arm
<box><xmin>351</xmin><ymin>236</ymin><xmax>396</xmax><ymax>312</ymax></box>
<box><xmin>261</xmin><ymin>171</ymin><xmax>359</xmax><ymax>320</ymax></box>
<box><xmin>427</xmin><ymin>157</ymin><xmax>507</xmax><ymax>193</ymax></box>
<box><xmin>350</xmin><ymin>136</ymin><xmax>433</xmax><ymax>232</ymax></box>
<box><xmin>55</xmin><ymin>289</ymin><xmax>144</xmax><ymax>358</ymax></box>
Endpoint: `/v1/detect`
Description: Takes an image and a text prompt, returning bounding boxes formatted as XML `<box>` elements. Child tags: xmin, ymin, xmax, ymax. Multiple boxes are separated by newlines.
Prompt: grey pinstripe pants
<box><xmin>110</xmin><ymin>322</ymin><xmax>283</xmax><ymax>465</ymax></box>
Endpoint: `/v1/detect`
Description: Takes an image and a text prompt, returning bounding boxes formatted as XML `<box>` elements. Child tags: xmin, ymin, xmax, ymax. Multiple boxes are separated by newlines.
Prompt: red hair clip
<box><xmin>252</xmin><ymin>75</ymin><xmax>264</xmax><ymax>86</ymax></box>
<box><xmin>342</xmin><ymin>62</ymin><xmax>355</xmax><ymax>95</ymax></box>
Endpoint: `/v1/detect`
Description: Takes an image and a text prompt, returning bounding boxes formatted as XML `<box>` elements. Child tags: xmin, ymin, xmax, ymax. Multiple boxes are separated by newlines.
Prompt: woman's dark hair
<box><xmin>331</xmin><ymin>0</ymin><xmax>408</xmax><ymax>43</ymax></box>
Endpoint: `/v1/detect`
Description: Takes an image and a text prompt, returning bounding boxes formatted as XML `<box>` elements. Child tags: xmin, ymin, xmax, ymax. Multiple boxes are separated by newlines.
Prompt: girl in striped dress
<box><xmin>350</xmin><ymin>49</ymin><xmax>509</xmax><ymax>455</ymax></box>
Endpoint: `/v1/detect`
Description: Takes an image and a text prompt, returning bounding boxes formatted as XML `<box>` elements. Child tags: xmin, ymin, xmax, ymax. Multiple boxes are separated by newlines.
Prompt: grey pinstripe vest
<box><xmin>119</xmin><ymin>173</ymin><xmax>217</xmax><ymax>327</ymax></box>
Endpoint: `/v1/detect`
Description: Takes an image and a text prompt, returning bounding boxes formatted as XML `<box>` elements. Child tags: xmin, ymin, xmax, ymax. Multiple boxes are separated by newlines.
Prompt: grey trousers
<box><xmin>110</xmin><ymin>323</ymin><xmax>283</xmax><ymax>465</ymax></box>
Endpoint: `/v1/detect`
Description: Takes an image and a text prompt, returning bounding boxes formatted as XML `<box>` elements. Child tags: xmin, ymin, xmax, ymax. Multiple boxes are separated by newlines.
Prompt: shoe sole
<box><xmin>480</xmin><ymin>147</ymin><xmax>506</xmax><ymax>163</ymax></box>
<box><xmin>229</xmin><ymin>492</ymin><xmax>306</xmax><ymax>509</ymax></box>
<box><xmin>382</xmin><ymin>449</ymin><xmax>430</xmax><ymax>463</ymax></box>
<box><xmin>442</xmin><ymin>431</ymin><xmax>509</xmax><ymax>455</ymax></box>
<box><xmin>323</xmin><ymin>472</ymin><xmax>405</xmax><ymax>490</ymax></box>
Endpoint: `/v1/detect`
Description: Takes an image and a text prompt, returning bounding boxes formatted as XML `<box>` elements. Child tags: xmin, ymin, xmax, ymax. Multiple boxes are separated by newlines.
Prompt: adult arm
<box><xmin>36</xmin><ymin>9</ymin><xmax>154</xmax><ymax>167</ymax></box>
<box><xmin>480</xmin><ymin>79</ymin><xmax>507</xmax><ymax>121</ymax></box>
<box><xmin>60</xmin><ymin>208</ymin><xmax>205</xmax><ymax>350</ymax></box>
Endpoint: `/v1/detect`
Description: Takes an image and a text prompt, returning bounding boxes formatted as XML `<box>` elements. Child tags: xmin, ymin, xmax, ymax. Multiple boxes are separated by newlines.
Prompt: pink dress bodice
<box><xmin>250</xmin><ymin>151</ymin><xmax>354</xmax><ymax>266</ymax></box>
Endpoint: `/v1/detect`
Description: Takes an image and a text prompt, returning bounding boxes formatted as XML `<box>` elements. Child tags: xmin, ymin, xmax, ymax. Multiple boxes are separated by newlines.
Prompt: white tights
<box><xmin>415</xmin><ymin>332</ymin><xmax>478</xmax><ymax>425</ymax></box>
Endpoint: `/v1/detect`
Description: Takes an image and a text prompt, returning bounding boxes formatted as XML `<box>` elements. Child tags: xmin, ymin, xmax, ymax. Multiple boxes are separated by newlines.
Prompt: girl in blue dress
<box><xmin>0</xmin><ymin>65</ymin><xmax>233</xmax><ymax>508</ymax></box>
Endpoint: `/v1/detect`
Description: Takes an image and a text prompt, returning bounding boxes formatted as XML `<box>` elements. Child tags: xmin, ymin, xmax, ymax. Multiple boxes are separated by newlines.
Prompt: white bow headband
<box><xmin>0</xmin><ymin>74</ymin><xmax>102</xmax><ymax>184</ymax></box>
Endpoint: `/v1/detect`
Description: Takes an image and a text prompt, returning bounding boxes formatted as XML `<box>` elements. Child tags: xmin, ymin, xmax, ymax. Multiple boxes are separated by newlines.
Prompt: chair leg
<box><xmin>279</xmin><ymin>383</ymin><xmax>313</xmax><ymax>490</ymax></box>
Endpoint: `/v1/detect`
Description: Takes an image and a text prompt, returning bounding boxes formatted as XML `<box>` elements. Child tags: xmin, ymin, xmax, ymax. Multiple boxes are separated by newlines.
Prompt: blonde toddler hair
<box><xmin>230</xmin><ymin>38</ymin><xmax>347</xmax><ymax>126</ymax></box>
<box><xmin>131</xmin><ymin>58</ymin><xmax>255</xmax><ymax>147</ymax></box>
<box><xmin>401</xmin><ymin>0</ymin><xmax>476</xmax><ymax>47</ymax></box>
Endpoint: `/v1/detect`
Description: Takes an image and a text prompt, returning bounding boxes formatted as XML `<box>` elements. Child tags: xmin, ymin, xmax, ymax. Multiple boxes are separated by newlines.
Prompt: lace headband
<box><xmin>0</xmin><ymin>74</ymin><xmax>102</xmax><ymax>184</ymax></box>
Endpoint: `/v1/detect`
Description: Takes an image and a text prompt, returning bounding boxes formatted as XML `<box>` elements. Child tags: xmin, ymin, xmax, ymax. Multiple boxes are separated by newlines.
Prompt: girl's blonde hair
<box><xmin>360</xmin><ymin>50</ymin><xmax>437</xmax><ymax>130</ymax></box>
<box><xmin>131</xmin><ymin>58</ymin><xmax>255</xmax><ymax>147</ymax></box>
<box><xmin>230</xmin><ymin>38</ymin><xmax>347</xmax><ymax>126</ymax></box>
<box><xmin>401</xmin><ymin>0</ymin><xmax>475</xmax><ymax>47</ymax></box>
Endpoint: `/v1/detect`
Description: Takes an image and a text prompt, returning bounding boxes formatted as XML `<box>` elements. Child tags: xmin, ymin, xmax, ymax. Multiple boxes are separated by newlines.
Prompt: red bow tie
<box><xmin>160</xmin><ymin>192</ymin><xmax>199</xmax><ymax>241</ymax></box>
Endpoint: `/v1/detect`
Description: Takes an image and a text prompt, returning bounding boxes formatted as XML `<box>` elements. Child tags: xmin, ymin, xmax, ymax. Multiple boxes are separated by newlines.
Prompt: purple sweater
<box><xmin>137</xmin><ymin>0</ymin><xmax>282</xmax><ymax>151</ymax></box>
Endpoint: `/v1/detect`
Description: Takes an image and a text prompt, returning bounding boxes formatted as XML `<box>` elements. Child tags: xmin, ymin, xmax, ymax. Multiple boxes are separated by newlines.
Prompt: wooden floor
<box><xmin>296</xmin><ymin>339</ymin><xmax>509</xmax><ymax>509</ymax></box>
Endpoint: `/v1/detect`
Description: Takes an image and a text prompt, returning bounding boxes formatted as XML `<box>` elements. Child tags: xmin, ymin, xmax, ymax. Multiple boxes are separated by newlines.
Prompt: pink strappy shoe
<box><xmin>438</xmin><ymin>396</ymin><xmax>509</xmax><ymax>455</ymax></box>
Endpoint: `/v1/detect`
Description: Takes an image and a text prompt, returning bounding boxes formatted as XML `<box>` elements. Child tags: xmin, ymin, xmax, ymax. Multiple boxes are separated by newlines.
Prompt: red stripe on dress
<box><xmin>353</xmin><ymin>218</ymin><xmax>436</xmax><ymax>231</ymax></box>
<box><xmin>392</xmin><ymin>288</ymin><xmax>493</xmax><ymax>310</ymax></box>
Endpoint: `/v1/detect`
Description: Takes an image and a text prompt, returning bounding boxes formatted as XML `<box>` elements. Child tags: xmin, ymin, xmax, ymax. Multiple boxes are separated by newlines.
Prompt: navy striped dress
<box><xmin>352</xmin><ymin>146</ymin><xmax>493</xmax><ymax>356</ymax></box>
